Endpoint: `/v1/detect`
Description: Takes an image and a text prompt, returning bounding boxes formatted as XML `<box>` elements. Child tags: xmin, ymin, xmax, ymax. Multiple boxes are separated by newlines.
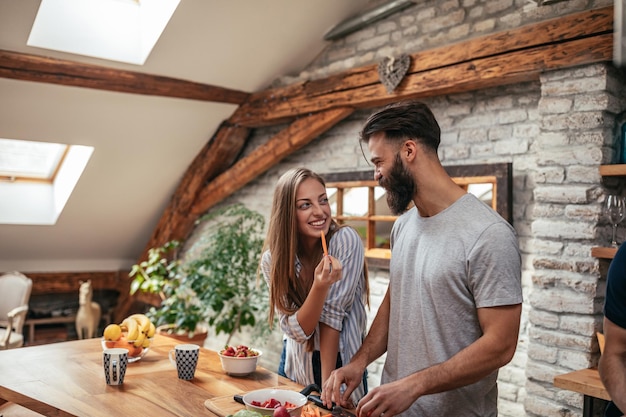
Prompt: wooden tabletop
<box><xmin>0</xmin><ymin>334</ymin><xmax>301</xmax><ymax>417</ymax></box>
<box><xmin>553</xmin><ymin>368</ymin><xmax>611</xmax><ymax>401</ymax></box>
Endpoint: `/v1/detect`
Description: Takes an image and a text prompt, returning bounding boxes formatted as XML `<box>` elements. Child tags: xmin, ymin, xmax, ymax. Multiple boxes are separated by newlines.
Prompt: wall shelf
<box><xmin>591</xmin><ymin>247</ymin><xmax>617</xmax><ymax>259</ymax></box>
<box><xmin>599</xmin><ymin>164</ymin><xmax>626</xmax><ymax>176</ymax></box>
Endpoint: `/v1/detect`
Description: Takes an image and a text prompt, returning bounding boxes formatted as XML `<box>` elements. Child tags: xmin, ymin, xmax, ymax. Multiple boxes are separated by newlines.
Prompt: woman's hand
<box><xmin>314</xmin><ymin>255</ymin><xmax>342</xmax><ymax>288</ymax></box>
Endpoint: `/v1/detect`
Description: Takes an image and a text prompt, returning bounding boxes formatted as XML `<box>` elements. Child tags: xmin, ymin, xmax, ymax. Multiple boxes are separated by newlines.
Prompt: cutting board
<box><xmin>204</xmin><ymin>386</ymin><xmax>297</xmax><ymax>417</ymax></box>
<box><xmin>204</xmin><ymin>393</ymin><xmax>246</xmax><ymax>417</ymax></box>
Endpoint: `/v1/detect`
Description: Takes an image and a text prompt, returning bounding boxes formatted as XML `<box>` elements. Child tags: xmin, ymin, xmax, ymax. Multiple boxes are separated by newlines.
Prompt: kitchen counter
<box><xmin>0</xmin><ymin>334</ymin><xmax>301</xmax><ymax>416</ymax></box>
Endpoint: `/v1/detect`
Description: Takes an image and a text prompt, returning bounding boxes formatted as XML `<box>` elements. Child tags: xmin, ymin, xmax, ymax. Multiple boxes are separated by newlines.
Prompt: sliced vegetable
<box><xmin>301</xmin><ymin>404</ymin><xmax>321</xmax><ymax>417</ymax></box>
<box><xmin>250</xmin><ymin>398</ymin><xmax>296</xmax><ymax>409</ymax></box>
<box><xmin>220</xmin><ymin>344</ymin><xmax>260</xmax><ymax>357</ymax></box>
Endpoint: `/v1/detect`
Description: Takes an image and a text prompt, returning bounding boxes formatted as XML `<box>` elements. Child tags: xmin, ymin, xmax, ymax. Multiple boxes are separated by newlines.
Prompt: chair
<box><xmin>0</xmin><ymin>271</ymin><xmax>33</xmax><ymax>349</ymax></box>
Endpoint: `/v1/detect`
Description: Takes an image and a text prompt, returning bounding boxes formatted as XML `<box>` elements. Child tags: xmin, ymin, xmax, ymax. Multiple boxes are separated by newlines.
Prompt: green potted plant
<box><xmin>188</xmin><ymin>203</ymin><xmax>270</xmax><ymax>344</ymax></box>
<box><xmin>129</xmin><ymin>203</ymin><xmax>270</xmax><ymax>345</ymax></box>
<box><xmin>129</xmin><ymin>240</ymin><xmax>208</xmax><ymax>342</ymax></box>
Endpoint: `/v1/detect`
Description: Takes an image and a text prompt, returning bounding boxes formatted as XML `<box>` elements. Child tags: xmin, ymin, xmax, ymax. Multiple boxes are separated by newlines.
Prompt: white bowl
<box><xmin>218</xmin><ymin>349</ymin><xmax>262</xmax><ymax>376</ymax></box>
<box><xmin>242</xmin><ymin>388</ymin><xmax>307</xmax><ymax>417</ymax></box>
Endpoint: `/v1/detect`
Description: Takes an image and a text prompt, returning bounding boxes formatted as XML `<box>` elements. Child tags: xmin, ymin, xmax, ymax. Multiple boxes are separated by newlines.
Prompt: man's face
<box><xmin>380</xmin><ymin>153</ymin><xmax>415</xmax><ymax>215</ymax></box>
<box><xmin>368</xmin><ymin>133</ymin><xmax>415</xmax><ymax>215</ymax></box>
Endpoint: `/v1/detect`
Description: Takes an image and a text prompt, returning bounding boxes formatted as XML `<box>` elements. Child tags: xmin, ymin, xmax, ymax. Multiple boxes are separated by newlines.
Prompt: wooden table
<box><xmin>0</xmin><ymin>334</ymin><xmax>301</xmax><ymax>417</ymax></box>
<box><xmin>554</xmin><ymin>368</ymin><xmax>611</xmax><ymax>417</ymax></box>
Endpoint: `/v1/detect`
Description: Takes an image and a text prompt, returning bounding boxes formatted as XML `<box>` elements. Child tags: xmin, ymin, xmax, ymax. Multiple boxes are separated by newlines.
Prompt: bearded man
<box><xmin>322</xmin><ymin>100</ymin><xmax>523</xmax><ymax>417</ymax></box>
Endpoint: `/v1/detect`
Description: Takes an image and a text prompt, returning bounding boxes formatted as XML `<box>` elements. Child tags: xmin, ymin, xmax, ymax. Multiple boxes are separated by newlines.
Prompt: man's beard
<box><xmin>379</xmin><ymin>154</ymin><xmax>416</xmax><ymax>215</ymax></box>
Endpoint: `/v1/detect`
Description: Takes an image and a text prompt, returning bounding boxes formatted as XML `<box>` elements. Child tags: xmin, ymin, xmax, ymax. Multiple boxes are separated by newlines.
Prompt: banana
<box><xmin>133</xmin><ymin>330</ymin><xmax>146</xmax><ymax>347</ymax></box>
<box><xmin>129</xmin><ymin>313</ymin><xmax>151</xmax><ymax>336</ymax></box>
<box><xmin>147</xmin><ymin>321</ymin><xmax>156</xmax><ymax>338</ymax></box>
<box><xmin>142</xmin><ymin>337</ymin><xmax>151</xmax><ymax>348</ymax></box>
<box><xmin>121</xmin><ymin>317</ymin><xmax>140</xmax><ymax>341</ymax></box>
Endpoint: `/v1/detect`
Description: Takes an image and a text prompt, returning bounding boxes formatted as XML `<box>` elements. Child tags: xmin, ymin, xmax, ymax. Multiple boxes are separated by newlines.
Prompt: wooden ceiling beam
<box><xmin>190</xmin><ymin>107</ymin><xmax>354</xmax><ymax>215</ymax></box>
<box><xmin>0</xmin><ymin>49</ymin><xmax>250</xmax><ymax>104</ymax></box>
<box><xmin>230</xmin><ymin>6</ymin><xmax>613</xmax><ymax>127</ymax></box>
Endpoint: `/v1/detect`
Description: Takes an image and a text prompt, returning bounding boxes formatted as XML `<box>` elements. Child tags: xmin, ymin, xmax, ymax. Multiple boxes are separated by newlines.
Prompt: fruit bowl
<box><xmin>242</xmin><ymin>388</ymin><xmax>307</xmax><ymax>417</ymax></box>
<box><xmin>218</xmin><ymin>345</ymin><xmax>261</xmax><ymax>376</ymax></box>
<box><xmin>101</xmin><ymin>336</ymin><xmax>153</xmax><ymax>363</ymax></box>
<box><xmin>101</xmin><ymin>313</ymin><xmax>156</xmax><ymax>363</ymax></box>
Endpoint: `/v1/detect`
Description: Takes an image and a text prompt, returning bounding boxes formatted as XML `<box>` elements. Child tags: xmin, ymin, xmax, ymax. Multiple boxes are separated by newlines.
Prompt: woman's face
<box><xmin>295</xmin><ymin>177</ymin><xmax>331</xmax><ymax>239</ymax></box>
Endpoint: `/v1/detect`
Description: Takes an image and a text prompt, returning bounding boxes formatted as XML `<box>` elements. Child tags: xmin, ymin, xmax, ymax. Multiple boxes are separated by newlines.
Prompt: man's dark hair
<box><xmin>359</xmin><ymin>100</ymin><xmax>441</xmax><ymax>152</ymax></box>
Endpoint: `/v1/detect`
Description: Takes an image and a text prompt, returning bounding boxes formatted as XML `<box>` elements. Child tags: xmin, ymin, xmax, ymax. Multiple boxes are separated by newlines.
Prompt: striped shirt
<box><xmin>261</xmin><ymin>226</ymin><xmax>368</xmax><ymax>404</ymax></box>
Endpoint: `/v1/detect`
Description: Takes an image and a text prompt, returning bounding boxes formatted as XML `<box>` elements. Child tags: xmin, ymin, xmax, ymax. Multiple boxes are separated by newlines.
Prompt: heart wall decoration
<box><xmin>377</xmin><ymin>54</ymin><xmax>411</xmax><ymax>94</ymax></box>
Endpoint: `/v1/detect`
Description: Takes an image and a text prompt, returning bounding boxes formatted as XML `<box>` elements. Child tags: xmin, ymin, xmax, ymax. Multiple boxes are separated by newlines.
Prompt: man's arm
<box><xmin>322</xmin><ymin>288</ymin><xmax>391</xmax><ymax>407</ymax></box>
<box><xmin>599</xmin><ymin>316</ymin><xmax>626</xmax><ymax>413</ymax></box>
<box><xmin>413</xmin><ymin>304</ymin><xmax>521</xmax><ymax>391</ymax></box>
<box><xmin>356</xmin><ymin>303</ymin><xmax>522</xmax><ymax>417</ymax></box>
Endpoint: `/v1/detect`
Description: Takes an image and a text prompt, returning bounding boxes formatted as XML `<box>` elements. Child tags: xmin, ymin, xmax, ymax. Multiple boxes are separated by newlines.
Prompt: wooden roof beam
<box><xmin>191</xmin><ymin>107</ymin><xmax>354</xmax><ymax>215</ymax></box>
<box><xmin>0</xmin><ymin>49</ymin><xmax>250</xmax><ymax>104</ymax></box>
<box><xmin>230</xmin><ymin>6</ymin><xmax>613</xmax><ymax>127</ymax></box>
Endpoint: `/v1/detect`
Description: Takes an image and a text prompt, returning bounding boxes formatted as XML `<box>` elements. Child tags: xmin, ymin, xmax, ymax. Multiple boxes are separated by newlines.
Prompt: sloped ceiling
<box><xmin>0</xmin><ymin>0</ymin><xmax>371</xmax><ymax>272</ymax></box>
<box><xmin>0</xmin><ymin>2</ymin><xmax>615</xmax><ymax>274</ymax></box>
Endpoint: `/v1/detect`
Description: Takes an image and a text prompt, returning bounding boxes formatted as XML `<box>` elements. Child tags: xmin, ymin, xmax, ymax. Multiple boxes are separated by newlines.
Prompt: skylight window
<box><xmin>0</xmin><ymin>138</ymin><xmax>93</xmax><ymax>225</ymax></box>
<box><xmin>27</xmin><ymin>0</ymin><xmax>181</xmax><ymax>65</ymax></box>
<box><xmin>0</xmin><ymin>138</ymin><xmax>67</xmax><ymax>182</ymax></box>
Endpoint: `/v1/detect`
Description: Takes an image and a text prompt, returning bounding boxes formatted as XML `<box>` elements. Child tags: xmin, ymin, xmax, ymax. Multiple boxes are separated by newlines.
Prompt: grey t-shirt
<box><xmin>382</xmin><ymin>193</ymin><xmax>522</xmax><ymax>416</ymax></box>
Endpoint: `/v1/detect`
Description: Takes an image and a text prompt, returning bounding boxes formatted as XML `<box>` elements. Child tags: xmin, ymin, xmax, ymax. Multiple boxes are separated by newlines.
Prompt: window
<box><xmin>326</xmin><ymin>178</ymin><xmax>394</xmax><ymax>261</ymax></box>
<box><xmin>0</xmin><ymin>138</ymin><xmax>68</xmax><ymax>182</ymax></box>
<box><xmin>27</xmin><ymin>0</ymin><xmax>181</xmax><ymax>66</ymax></box>
<box><xmin>323</xmin><ymin>163</ymin><xmax>512</xmax><ymax>267</ymax></box>
<box><xmin>0</xmin><ymin>138</ymin><xmax>94</xmax><ymax>225</ymax></box>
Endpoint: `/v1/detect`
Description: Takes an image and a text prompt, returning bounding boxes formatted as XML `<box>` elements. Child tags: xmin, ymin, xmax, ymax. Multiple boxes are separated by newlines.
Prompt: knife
<box><xmin>307</xmin><ymin>394</ymin><xmax>357</xmax><ymax>417</ymax></box>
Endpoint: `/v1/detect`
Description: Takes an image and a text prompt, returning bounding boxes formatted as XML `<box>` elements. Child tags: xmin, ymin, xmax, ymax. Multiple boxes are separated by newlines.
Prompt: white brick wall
<box><xmin>185</xmin><ymin>1</ymin><xmax>625</xmax><ymax>416</ymax></box>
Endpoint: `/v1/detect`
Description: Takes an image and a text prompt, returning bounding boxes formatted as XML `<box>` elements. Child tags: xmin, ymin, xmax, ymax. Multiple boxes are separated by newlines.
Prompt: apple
<box><xmin>273</xmin><ymin>405</ymin><xmax>290</xmax><ymax>417</ymax></box>
<box><xmin>112</xmin><ymin>335</ymin><xmax>143</xmax><ymax>357</ymax></box>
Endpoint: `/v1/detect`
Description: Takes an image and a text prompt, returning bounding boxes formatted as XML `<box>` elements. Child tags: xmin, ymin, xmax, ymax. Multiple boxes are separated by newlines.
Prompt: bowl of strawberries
<box><xmin>218</xmin><ymin>344</ymin><xmax>261</xmax><ymax>376</ymax></box>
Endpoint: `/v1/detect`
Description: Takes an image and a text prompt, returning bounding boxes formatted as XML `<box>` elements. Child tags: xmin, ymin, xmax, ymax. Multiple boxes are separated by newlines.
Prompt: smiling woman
<box><xmin>261</xmin><ymin>167</ymin><xmax>369</xmax><ymax>404</ymax></box>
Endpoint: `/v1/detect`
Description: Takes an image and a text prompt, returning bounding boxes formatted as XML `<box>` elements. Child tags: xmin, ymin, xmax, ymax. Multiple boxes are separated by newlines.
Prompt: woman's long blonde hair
<box><xmin>263</xmin><ymin>168</ymin><xmax>369</xmax><ymax>328</ymax></box>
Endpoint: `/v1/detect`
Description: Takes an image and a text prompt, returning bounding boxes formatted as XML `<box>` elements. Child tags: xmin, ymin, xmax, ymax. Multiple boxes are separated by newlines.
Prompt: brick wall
<box><xmin>187</xmin><ymin>1</ymin><xmax>625</xmax><ymax>415</ymax></box>
<box><xmin>522</xmin><ymin>64</ymin><xmax>626</xmax><ymax>417</ymax></box>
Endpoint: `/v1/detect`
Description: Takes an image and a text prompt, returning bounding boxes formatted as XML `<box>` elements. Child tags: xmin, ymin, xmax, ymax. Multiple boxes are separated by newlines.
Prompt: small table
<box><xmin>554</xmin><ymin>368</ymin><xmax>611</xmax><ymax>417</ymax></box>
<box><xmin>0</xmin><ymin>334</ymin><xmax>300</xmax><ymax>416</ymax></box>
<box><xmin>24</xmin><ymin>315</ymin><xmax>77</xmax><ymax>343</ymax></box>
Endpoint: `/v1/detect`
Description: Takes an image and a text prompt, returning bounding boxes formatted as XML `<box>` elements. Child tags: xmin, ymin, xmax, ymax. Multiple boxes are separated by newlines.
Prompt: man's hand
<box><xmin>321</xmin><ymin>363</ymin><xmax>364</xmax><ymax>409</ymax></box>
<box><xmin>356</xmin><ymin>379</ymin><xmax>415</xmax><ymax>417</ymax></box>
